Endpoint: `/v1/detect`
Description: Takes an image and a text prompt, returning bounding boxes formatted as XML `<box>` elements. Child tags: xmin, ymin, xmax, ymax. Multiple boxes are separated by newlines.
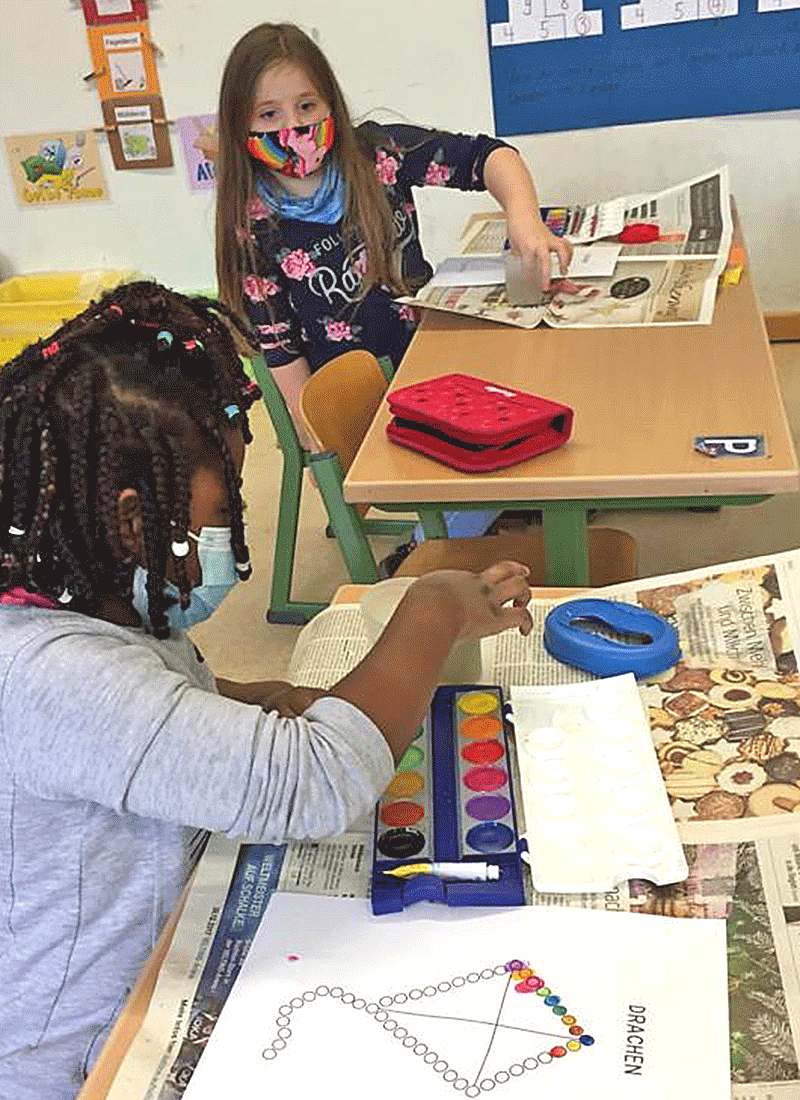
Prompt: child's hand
<box><xmin>408</xmin><ymin>562</ymin><xmax>533</xmax><ymax>642</ymax></box>
<box><xmin>507</xmin><ymin>214</ymin><xmax>573</xmax><ymax>292</ymax></box>
<box><xmin>216</xmin><ymin>678</ymin><xmax>327</xmax><ymax>715</ymax></box>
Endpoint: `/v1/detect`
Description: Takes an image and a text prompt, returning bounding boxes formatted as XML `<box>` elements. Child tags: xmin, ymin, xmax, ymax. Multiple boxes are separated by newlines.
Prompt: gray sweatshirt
<box><xmin>0</xmin><ymin>605</ymin><xmax>392</xmax><ymax>1099</ymax></box>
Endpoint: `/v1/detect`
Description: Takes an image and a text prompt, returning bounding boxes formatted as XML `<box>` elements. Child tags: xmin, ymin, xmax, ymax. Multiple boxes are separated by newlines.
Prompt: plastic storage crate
<box><xmin>0</xmin><ymin>269</ymin><xmax>138</xmax><ymax>364</ymax></box>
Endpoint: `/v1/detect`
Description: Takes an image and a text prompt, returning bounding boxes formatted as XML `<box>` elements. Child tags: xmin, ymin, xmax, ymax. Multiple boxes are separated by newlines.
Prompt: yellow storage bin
<box><xmin>0</xmin><ymin>269</ymin><xmax>139</xmax><ymax>365</ymax></box>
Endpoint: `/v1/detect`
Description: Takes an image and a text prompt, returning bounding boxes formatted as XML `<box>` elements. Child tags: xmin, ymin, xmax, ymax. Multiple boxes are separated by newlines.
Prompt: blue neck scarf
<box><xmin>254</xmin><ymin>160</ymin><xmax>345</xmax><ymax>224</ymax></box>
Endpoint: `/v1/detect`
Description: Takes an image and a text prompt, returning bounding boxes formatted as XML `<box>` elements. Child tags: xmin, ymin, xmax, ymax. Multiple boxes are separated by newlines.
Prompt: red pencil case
<box><xmin>386</xmin><ymin>374</ymin><xmax>573</xmax><ymax>473</ymax></box>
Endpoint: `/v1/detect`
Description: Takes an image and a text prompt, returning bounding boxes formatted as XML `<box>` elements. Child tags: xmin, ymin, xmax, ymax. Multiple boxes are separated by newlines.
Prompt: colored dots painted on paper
<box><xmin>536</xmin><ymin>987</ymin><xmax>551</xmax><ymax>997</ymax></box>
<box><xmin>515</xmin><ymin>980</ymin><xmax>535</xmax><ymax>993</ymax></box>
<box><xmin>553</xmin><ymin>1005</ymin><xmax>567</xmax><ymax>1016</ymax></box>
<box><xmin>551</xmin><ymin>1046</ymin><xmax>567</xmax><ymax>1058</ymax></box>
<box><xmin>523</xmin><ymin>976</ymin><xmax>544</xmax><ymax>991</ymax></box>
<box><xmin>385</xmin><ymin>771</ymin><xmax>424</xmax><ymax>799</ymax></box>
<box><xmin>516</xmin><ymin>968</ymin><xmax>533</xmax><ymax>979</ymax></box>
<box><xmin>397</xmin><ymin>745</ymin><xmax>424</xmax><ymax>771</ymax></box>
<box><xmin>567</xmin><ymin>1041</ymin><xmax>581</xmax><ymax>1052</ymax></box>
<box><xmin>457</xmin><ymin>691</ymin><xmax>498</xmax><ymax>715</ymax></box>
<box><xmin>544</xmin><ymin>994</ymin><xmax>559</xmax><ymax>1006</ymax></box>
<box><xmin>580</xmin><ymin>1035</ymin><xmax>595</xmax><ymax>1046</ymax></box>
<box><xmin>562</xmin><ymin>1015</ymin><xmax>576</xmax><ymax>1025</ymax></box>
<box><xmin>569</xmin><ymin>1025</ymin><xmax>584</xmax><ymax>1036</ymax></box>
<box><xmin>505</xmin><ymin>959</ymin><xmax>525</xmax><ymax>971</ymax></box>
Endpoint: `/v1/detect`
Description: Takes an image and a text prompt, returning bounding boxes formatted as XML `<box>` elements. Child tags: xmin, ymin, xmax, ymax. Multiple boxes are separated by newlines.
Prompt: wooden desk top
<box><xmin>345</xmin><ymin>227</ymin><xmax>798</xmax><ymax>506</ymax></box>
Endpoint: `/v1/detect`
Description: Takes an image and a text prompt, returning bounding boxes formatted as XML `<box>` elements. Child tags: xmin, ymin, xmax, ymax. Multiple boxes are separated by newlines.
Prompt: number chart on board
<box><xmin>485</xmin><ymin>0</ymin><xmax>800</xmax><ymax>133</ymax></box>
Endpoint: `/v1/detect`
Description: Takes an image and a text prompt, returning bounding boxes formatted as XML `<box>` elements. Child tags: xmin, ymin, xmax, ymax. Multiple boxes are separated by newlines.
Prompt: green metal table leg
<box><xmin>417</xmin><ymin>508</ymin><xmax>448</xmax><ymax>539</ymax></box>
<box><xmin>542</xmin><ymin>502</ymin><xmax>589</xmax><ymax>586</ymax></box>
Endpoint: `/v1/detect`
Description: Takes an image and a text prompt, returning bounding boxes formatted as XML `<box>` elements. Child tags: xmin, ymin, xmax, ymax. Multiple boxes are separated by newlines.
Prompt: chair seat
<box><xmin>393</xmin><ymin>528</ymin><xmax>637</xmax><ymax>587</ymax></box>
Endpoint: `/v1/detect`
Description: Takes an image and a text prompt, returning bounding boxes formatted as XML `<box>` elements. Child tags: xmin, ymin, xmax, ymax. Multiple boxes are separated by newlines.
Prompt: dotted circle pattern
<box><xmin>259</xmin><ymin>961</ymin><xmax>595</xmax><ymax>1092</ymax></box>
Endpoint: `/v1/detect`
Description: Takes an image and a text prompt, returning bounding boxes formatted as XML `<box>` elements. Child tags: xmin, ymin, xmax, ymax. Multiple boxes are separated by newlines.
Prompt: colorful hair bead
<box><xmin>157</xmin><ymin>330</ymin><xmax>174</xmax><ymax>349</ymax></box>
<box><xmin>171</xmin><ymin>540</ymin><xmax>190</xmax><ymax>559</ymax></box>
<box><xmin>58</xmin><ymin>588</ymin><xmax>73</xmax><ymax>605</ymax></box>
<box><xmin>8</xmin><ymin>525</ymin><xmax>24</xmax><ymax>536</ymax></box>
<box><xmin>42</xmin><ymin>341</ymin><xmax>59</xmax><ymax>359</ymax></box>
<box><xmin>109</xmin><ymin>304</ymin><xmax>123</xmax><ymax>316</ymax></box>
<box><xmin>224</xmin><ymin>404</ymin><xmax>240</xmax><ymax>421</ymax></box>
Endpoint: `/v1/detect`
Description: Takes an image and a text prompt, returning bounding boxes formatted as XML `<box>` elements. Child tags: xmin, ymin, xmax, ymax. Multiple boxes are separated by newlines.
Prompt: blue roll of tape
<box><xmin>544</xmin><ymin>598</ymin><xmax>680</xmax><ymax>678</ymax></box>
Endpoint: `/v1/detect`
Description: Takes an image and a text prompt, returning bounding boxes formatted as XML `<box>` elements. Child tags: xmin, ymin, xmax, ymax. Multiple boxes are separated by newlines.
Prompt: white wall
<box><xmin>1</xmin><ymin>0</ymin><xmax>798</xmax><ymax>307</ymax></box>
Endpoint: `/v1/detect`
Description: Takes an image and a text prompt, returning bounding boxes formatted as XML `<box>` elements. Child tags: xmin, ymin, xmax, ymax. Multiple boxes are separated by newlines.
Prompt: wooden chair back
<box><xmin>300</xmin><ymin>350</ymin><xmax>388</xmax><ymax>474</ymax></box>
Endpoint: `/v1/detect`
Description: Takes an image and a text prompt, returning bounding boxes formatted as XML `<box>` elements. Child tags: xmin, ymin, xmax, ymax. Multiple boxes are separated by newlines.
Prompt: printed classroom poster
<box><xmin>86</xmin><ymin>21</ymin><xmax>160</xmax><ymax>100</ymax></box>
<box><xmin>4</xmin><ymin>130</ymin><xmax>107</xmax><ymax>206</ymax></box>
<box><xmin>102</xmin><ymin>95</ymin><xmax>172</xmax><ymax>170</ymax></box>
<box><xmin>177</xmin><ymin>115</ymin><xmax>217</xmax><ymax>190</ymax></box>
<box><xmin>81</xmin><ymin>0</ymin><xmax>148</xmax><ymax>24</ymax></box>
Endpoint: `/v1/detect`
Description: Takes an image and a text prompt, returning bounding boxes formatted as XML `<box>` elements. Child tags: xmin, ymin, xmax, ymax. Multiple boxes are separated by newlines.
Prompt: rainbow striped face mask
<box><xmin>247</xmin><ymin>116</ymin><xmax>335</xmax><ymax>179</ymax></box>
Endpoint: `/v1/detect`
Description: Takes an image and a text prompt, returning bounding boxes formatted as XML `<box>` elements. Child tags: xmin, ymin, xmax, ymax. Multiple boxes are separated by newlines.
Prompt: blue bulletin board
<box><xmin>485</xmin><ymin>0</ymin><xmax>800</xmax><ymax>135</ymax></box>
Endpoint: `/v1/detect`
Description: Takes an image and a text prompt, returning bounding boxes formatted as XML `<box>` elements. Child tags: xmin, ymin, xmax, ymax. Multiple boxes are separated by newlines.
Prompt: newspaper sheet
<box><xmin>106</xmin><ymin>547</ymin><xmax>800</xmax><ymax>1100</ymax></box>
<box><xmin>401</xmin><ymin>167</ymin><xmax>732</xmax><ymax>329</ymax></box>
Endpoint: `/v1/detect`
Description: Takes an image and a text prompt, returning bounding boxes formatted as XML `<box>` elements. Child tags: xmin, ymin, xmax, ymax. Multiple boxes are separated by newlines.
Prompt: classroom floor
<box><xmin>188</xmin><ymin>342</ymin><xmax>800</xmax><ymax>684</ymax></box>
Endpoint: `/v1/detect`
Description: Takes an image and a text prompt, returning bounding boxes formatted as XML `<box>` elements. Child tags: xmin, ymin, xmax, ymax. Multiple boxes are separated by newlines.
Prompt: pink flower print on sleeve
<box><xmin>375</xmin><ymin>149</ymin><xmax>399</xmax><ymax>186</ymax></box>
<box><xmin>243</xmin><ymin>275</ymin><xmax>280</xmax><ymax>301</ymax></box>
<box><xmin>280</xmin><ymin>249</ymin><xmax>316</xmax><ymax>280</ymax></box>
<box><xmin>351</xmin><ymin>248</ymin><xmax>368</xmax><ymax>277</ymax></box>
<box><xmin>248</xmin><ymin>194</ymin><xmax>271</xmax><ymax>219</ymax></box>
<box><xmin>325</xmin><ymin>320</ymin><xmax>354</xmax><ymax>342</ymax></box>
<box><xmin>256</xmin><ymin>319</ymin><xmax>293</xmax><ymax>350</ymax></box>
<box><xmin>396</xmin><ymin>304</ymin><xmax>418</xmax><ymax>324</ymax></box>
<box><xmin>424</xmin><ymin>160</ymin><xmax>452</xmax><ymax>186</ymax></box>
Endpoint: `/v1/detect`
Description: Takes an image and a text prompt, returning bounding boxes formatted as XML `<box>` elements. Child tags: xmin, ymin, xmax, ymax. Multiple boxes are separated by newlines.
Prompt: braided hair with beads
<box><xmin>0</xmin><ymin>280</ymin><xmax>261</xmax><ymax>638</ymax></box>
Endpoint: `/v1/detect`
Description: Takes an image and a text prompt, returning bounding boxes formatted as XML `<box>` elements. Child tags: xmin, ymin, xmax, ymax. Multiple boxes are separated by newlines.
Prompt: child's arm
<box><xmin>3</xmin><ymin>566</ymin><xmax>530</xmax><ymax>840</ymax></box>
<box><xmin>483</xmin><ymin>146</ymin><xmax>572</xmax><ymax>291</ymax></box>
<box><xmin>328</xmin><ymin>563</ymin><xmax>532</xmax><ymax>762</ymax></box>
<box><xmin>216</xmin><ymin>679</ymin><xmax>327</xmax><ymax>716</ymax></box>
<box><xmin>386</xmin><ymin>124</ymin><xmax>570</xmax><ymax>291</ymax></box>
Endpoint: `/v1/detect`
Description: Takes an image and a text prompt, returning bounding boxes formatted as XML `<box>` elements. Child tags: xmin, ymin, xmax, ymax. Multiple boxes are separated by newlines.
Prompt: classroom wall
<box><xmin>1</xmin><ymin>0</ymin><xmax>799</xmax><ymax>308</ymax></box>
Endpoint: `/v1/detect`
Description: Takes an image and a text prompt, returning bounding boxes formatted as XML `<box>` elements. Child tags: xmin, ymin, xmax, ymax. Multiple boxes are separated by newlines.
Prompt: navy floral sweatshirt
<box><xmin>243</xmin><ymin>123</ymin><xmax>510</xmax><ymax>374</ymax></box>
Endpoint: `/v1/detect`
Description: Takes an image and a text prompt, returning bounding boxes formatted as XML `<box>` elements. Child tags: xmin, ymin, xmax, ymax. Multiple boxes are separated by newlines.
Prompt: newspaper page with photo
<box><xmin>104</xmin><ymin>548</ymin><xmax>800</xmax><ymax>1100</ymax></box>
<box><xmin>400</xmin><ymin>168</ymin><xmax>732</xmax><ymax>329</ymax></box>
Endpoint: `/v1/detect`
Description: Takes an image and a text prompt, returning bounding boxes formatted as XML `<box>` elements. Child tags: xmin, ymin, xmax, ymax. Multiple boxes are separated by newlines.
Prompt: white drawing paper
<box><xmin>183</xmin><ymin>895</ymin><xmax>729</xmax><ymax>1100</ymax></box>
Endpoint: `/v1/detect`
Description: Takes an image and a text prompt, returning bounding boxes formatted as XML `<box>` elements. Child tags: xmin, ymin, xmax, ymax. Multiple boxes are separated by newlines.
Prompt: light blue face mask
<box><xmin>132</xmin><ymin>526</ymin><xmax>240</xmax><ymax>631</ymax></box>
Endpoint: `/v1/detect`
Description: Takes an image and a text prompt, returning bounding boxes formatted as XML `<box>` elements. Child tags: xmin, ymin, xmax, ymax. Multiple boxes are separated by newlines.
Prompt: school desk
<box><xmin>77</xmin><ymin>584</ymin><xmax>578</xmax><ymax>1099</ymax></box>
<box><xmin>343</xmin><ymin>219</ymin><xmax>799</xmax><ymax>585</ymax></box>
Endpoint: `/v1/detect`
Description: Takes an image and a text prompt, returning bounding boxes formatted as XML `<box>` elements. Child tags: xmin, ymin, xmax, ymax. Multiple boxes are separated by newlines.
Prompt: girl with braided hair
<box><xmin>0</xmin><ymin>279</ymin><xmax>533</xmax><ymax>1098</ymax></box>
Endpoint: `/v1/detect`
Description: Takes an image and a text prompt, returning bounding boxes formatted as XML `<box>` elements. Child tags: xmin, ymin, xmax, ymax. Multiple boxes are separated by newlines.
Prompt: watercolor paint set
<box><xmin>371</xmin><ymin>685</ymin><xmax>526</xmax><ymax>915</ymax></box>
<box><xmin>511</xmin><ymin>674</ymin><xmax>688</xmax><ymax>895</ymax></box>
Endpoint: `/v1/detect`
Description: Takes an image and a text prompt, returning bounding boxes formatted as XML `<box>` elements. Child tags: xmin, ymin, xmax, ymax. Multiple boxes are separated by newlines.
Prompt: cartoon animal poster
<box><xmin>4</xmin><ymin>130</ymin><xmax>107</xmax><ymax>206</ymax></box>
